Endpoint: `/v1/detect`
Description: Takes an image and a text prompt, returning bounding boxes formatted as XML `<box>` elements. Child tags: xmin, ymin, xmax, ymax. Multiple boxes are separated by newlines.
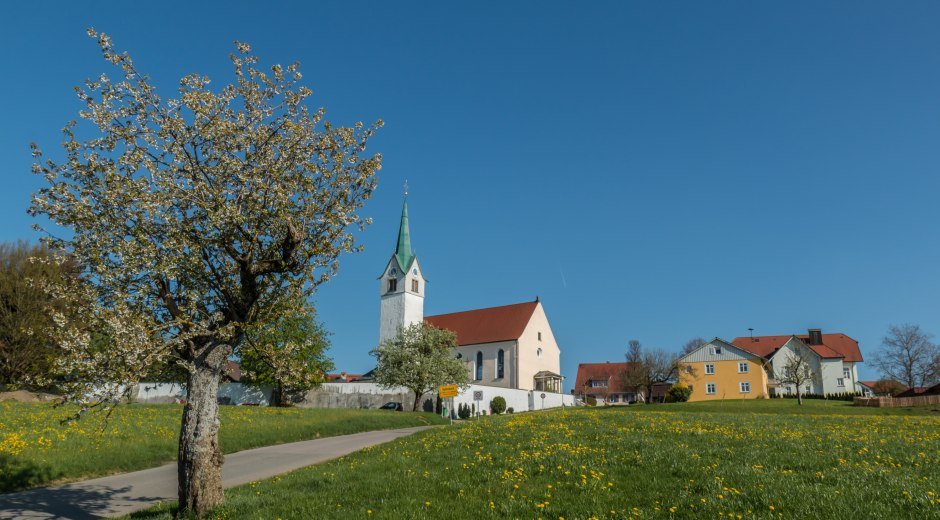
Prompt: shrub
<box><xmin>490</xmin><ymin>396</ymin><xmax>507</xmax><ymax>415</ymax></box>
<box><xmin>585</xmin><ymin>396</ymin><xmax>597</xmax><ymax>406</ymax></box>
<box><xmin>665</xmin><ymin>384</ymin><xmax>692</xmax><ymax>403</ymax></box>
<box><xmin>506</xmin><ymin>407</ymin><xmax>514</xmax><ymax>414</ymax></box>
<box><xmin>457</xmin><ymin>403</ymin><xmax>471</xmax><ymax>419</ymax></box>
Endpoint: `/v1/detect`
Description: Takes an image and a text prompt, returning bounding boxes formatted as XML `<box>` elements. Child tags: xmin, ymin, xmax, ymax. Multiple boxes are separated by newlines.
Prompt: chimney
<box><xmin>808</xmin><ymin>329</ymin><xmax>822</xmax><ymax>345</ymax></box>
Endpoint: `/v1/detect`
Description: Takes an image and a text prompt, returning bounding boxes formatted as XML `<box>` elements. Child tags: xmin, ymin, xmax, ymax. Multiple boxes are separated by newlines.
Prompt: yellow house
<box><xmin>679</xmin><ymin>338</ymin><xmax>769</xmax><ymax>401</ymax></box>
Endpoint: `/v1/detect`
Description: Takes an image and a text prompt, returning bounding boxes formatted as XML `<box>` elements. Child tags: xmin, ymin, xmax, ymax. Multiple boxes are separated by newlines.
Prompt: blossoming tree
<box><xmin>28</xmin><ymin>30</ymin><xmax>381</xmax><ymax>515</ymax></box>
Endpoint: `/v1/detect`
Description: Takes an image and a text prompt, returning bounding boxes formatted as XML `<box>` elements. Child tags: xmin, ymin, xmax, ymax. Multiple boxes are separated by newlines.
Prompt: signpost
<box><xmin>540</xmin><ymin>392</ymin><xmax>546</xmax><ymax>410</ymax></box>
<box><xmin>473</xmin><ymin>390</ymin><xmax>483</xmax><ymax>418</ymax></box>
<box><xmin>439</xmin><ymin>385</ymin><xmax>459</xmax><ymax>424</ymax></box>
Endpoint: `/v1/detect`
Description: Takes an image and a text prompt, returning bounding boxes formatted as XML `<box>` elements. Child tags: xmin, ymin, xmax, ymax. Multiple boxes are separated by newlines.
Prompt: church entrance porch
<box><xmin>533</xmin><ymin>370</ymin><xmax>563</xmax><ymax>393</ymax></box>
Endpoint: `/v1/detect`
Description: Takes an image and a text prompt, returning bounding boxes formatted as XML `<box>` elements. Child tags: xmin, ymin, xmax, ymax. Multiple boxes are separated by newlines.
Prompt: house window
<box><xmin>843</xmin><ymin>368</ymin><xmax>851</xmax><ymax>380</ymax></box>
<box><xmin>740</xmin><ymin>382</ymin><xmax>751</xmax><ymax>393</ymax></box>
<box><xmin>836</xmin><ymin>378</ymin><xmax>845</xmax><ymax>387</ymax></box>
<box><xmin>609</xmin><ymin>394</ymin><xmax>619</xmax><ymax>403</ymax></box>
<box><xmin>715</xmin><ymin>346</ymin><xmax>722</xmax><ymax>355</ymax></box>
<box><xmin>387</xmin><ymin>278</ymin><xmax>397</xmax><ymax>292</ymax></box>
<box><xmin>738</xmin><ymin>362</ymin><xmax>749</xmax><ymax>374</ymax></box>
<box><xmin>706</xmin><ymin>383</ymin><xmax>716</xmax><ymax>395</ymax></box>
<box><xmin>496</xmin><ymin>349</ymin><xmax>505</xmax><ymax>379</ymax></box>
<box><xmin>590</xmin><ymin>379</ymin><xmax>607</xmax><ymax>388</ymax></box>
<box><xmin>475</xmin><ymin>351</ymin><xmax>483</xmax><ymax>380</ymax></box>
<box><xmin>411</xmin><ymin>279</ymin><xmax>419</xmax><ymax>293</ymax></box>
<box><xmin>705</xmin><ymin>363</ymin><xmax>715</xmax><ymax>375</ymax></box>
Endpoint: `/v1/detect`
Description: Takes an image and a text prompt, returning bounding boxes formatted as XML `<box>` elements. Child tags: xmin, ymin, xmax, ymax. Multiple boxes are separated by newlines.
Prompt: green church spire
<box><xmin>395</xmin><ymin>197</ymin><xmax>415</xmax><ymax>270</ymax></box>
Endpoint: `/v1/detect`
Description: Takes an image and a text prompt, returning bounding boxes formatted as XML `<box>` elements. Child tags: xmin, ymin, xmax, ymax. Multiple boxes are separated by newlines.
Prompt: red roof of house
<box><xmin>896</xmin><ymin>387</ymin><xmax>928</xmax><ymax>397</ymax></box>
<box><xmin>574</xmin><ymin>362</ymin><xmax>642</xmax><ymax>394</ymax></box>
<box><xmin>859</xmin><ymin>380</ymin><xmax>880</xmax><ymax>389</ymax></box>
<box><xmin>425</xmin><ymin>301</ymin><xmax>538</xmax><ymax>346</ymax></box>
<box><xmin>223</xmin><ymin>361</ymin><xmax>241</xmax><ymax>382</ymax></box>
<box><xmin>326</xmin><ymin>373</ymin><xmax>364</xmax><ymax>382</ymax></box>
<box><xmin>731</xmin><ymin>333</ymin><xmax>863</xmax><ymax>362</ymax></box>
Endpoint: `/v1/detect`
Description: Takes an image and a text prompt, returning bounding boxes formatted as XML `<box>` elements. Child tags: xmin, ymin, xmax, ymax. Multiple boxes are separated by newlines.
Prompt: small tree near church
<box><xmin>28</xmin><ymin>30</ymin><xmax>380</xmax><ymax>515</ymax></box>
<box><xmin>371</xmin><ymin>322</ymin><xmax>470</xmax><ymax>411</ymax></box>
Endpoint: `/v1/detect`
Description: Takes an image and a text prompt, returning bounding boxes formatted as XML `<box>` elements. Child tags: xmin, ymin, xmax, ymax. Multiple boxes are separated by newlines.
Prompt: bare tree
<box><xmin>620</xmin><ymin>340</ymin><xmax>691</xmax><ymax>404</ymax></box>
<box><xmin>775</xmin><ymin>342</ymin><xmax>818</xmax><ymax>405</ymax></box>
<box><xmin>681</xmin><ymin>337</ymin><xmax>706</xmax><ymax>355</ymax></box>
<box><xmin>873</xmin><ymin>324</ymin><xmax>939</xmax><ymax>389</ymax></box>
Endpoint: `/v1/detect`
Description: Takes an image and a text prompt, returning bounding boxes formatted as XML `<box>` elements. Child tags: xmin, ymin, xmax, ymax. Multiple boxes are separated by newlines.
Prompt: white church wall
<box><xmin>455</xmin><ymin>340</ymin><xmax>517</xmax><ymax>389</ymax></box>
<box><xmin>378</xmin><ymin>257</ymin><xmax>425</xmax><ymax>345</ymax></box>
<box><xmin>516</xmin><ymin>303</ymin><xmax>562</xmax><ymax>391</ymax></box>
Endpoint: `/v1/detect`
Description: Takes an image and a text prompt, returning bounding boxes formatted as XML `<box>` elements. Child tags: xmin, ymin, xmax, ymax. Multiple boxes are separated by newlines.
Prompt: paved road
<box><xmin>0</xmin><ymin>426</ymin><xmax>431</xmax><ymax>519</ymax></box>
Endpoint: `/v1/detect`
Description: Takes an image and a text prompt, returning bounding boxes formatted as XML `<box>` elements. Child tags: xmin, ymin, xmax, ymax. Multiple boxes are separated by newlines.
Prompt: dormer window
<box><xmin>411</xmin><ymin>279</ymin><xmax>419</xmax><ymax>293</ymax></box>
<box><xmin>387</xmin><ymin>279</ymin><xmax>397</xmax><ymax>292</ymax></box>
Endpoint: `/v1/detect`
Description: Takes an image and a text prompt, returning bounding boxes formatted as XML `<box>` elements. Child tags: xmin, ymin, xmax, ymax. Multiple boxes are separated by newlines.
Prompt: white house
<box><xmin>732</xmin><ymin>330</ymin><xmax>864</xmax><ymax>396</ymax></box>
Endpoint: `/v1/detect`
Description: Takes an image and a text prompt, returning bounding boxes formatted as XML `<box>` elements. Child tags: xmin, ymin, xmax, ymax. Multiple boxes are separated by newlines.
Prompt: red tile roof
<box><xmin>731</xmin><ymin>333</ymin><xmax>863</xmax><ymax>362</ymax></box>
<box><xmin>425</xmin><ymin>301</ymin><xmax>538</xmax><ymax>346</ymax></box>
<box><xmin>574</xmin><ymin>362</ymin><xmax>641</xmax><ymax>394</ymax></box>
<box><xmin>326</xmin><ymin>373</ymin><xmax>364</xmax><ymax>382</ymax></box>
<box><xmin>896</xmin><ymin>387</ymin><xmax>928</xmax><ymax>397</ymax></box>
<box><xmin>223</xmin><ymin>361</ymin><xmax>241</xmax><ymax>382</ymax></box>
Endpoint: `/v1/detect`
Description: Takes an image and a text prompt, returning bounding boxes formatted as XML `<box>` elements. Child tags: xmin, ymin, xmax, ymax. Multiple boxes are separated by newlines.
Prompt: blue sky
<box><xmin>3</xmin><ymin>2</ymin><xmax>939</xmax><ymax>388</ymax></box>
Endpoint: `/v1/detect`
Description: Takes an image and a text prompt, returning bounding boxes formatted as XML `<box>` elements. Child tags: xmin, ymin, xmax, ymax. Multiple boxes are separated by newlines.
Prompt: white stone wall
<box><xmin>449</xmin><ymin>384</ymin><xmax>574</xmax><ymax>415</ymax></box>
<box><xmin>131</xmin><ymin>382</ymin><xmax>272</xmax><ymax>406</ymax></box>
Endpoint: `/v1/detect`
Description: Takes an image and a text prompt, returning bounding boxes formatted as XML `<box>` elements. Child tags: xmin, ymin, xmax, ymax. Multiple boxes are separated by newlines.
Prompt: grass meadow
<box><xmin>0</xmin><ymin>402</ymin><xmax>446</xmax><ymax>492</ymax></box>
<box><xmin>132</xmin><ymin>400</ymin><xmax>939</xmax><ymax>519</ymax></box>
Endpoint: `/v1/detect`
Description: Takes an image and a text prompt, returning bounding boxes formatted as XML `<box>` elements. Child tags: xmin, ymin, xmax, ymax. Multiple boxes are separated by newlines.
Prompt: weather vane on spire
<box><xmin>403</xmin><ymin>180</ymin><xmax>409</xmax><ymax>198</ymax></box>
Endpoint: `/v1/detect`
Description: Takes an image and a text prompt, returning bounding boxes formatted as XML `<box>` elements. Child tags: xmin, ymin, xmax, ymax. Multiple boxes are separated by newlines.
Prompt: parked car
<box><xmin>379</xmin><ymin>401</ymin><xmax>403</xmax><ymax>411</ymax></box>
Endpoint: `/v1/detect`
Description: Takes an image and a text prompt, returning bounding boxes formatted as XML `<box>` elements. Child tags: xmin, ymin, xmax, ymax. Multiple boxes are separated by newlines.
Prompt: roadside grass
<box><xmin>131</xmin><ymin>402</ymin><xmax>939</xmax><ymax>519</ymax></box>
<box><xmin>0</xmin><ymin>402</ymin><xmax>446</xmax><ymax>492</ymax></box>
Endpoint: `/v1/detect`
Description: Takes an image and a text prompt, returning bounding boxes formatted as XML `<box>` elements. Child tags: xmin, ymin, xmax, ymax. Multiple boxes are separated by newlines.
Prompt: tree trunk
<box><xmin>797</xmin><ymin>390</ymin><xmax>803</xmax><ymax>406</ymax></box>
<box><xmin>412</xmin><ymin>389</ymin><xmax>422</xmax><ymax>412</ymax></box>
<box><xmin>273</xmin><ymin>381</ymin><xmax>287</xmax><ymax>407</ymax></box>
<box><xmin>178</xmin><ymin>347</ymin><xmax>228</xmax><ymax>516</ymax></box>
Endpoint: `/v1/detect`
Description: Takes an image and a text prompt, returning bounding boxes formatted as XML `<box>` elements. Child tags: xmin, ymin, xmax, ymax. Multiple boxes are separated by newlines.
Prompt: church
<box><xmin>377</xmin><ymin>198</ymin><xmax>564</xmax><ymax>393</ymax></box>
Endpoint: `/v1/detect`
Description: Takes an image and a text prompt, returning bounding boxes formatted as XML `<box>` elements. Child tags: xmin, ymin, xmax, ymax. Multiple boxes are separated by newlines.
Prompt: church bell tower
<box><xmin>378</xmin><ymin>194</ymin><xmax>425</xmax><ymax>345</ymax></box>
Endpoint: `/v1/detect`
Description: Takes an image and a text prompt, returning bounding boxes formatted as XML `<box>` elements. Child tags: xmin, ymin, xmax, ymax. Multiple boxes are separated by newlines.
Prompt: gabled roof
<box><xmin>574</xmin><ymin>362</ymin><xmax>637</xmax><ymax>394</ymax></box>
<box><xmin>678</xmin><ymin>337</ymin><xmax>766</xmax><ymax>363</ymax></box>
<box><xmin>424</xmin><ymin>301</ymin><xmax>539</xmax><ymax>346</ymax></box>
<box><xmin>731</xmin><ymin>333</ymin><xmax>863</xmax><ymax>362</ymax></box>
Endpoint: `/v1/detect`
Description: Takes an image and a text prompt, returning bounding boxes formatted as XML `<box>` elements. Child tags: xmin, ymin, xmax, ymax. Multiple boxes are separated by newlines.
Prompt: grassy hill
<box><xmin>0</xmin><ymin>402</ymin><xmax>446</xmax><ymax>492</ymax></box>
<box><xmin>132</xmin><ymin>400</ymin><xmax>940</xmax><ymax>519</ymax></box>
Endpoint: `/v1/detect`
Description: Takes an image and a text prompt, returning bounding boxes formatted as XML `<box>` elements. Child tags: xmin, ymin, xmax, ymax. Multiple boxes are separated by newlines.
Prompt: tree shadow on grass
<box><xmin>0</xmin><ymin>453</ymin><xmax>58</xmax><ymax>493</ymax></box>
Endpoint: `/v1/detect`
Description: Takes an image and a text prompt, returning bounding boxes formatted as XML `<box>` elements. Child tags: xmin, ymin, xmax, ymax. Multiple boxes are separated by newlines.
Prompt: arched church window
<box><xmin>411</xmin><ymin>279</ymin><xmax>419</xmax><ymax>293</ymax></box>
<box><xmin>496</xmin><ymin>349</ymin><xmax>505</xmax><ymax>379</ymax></box>
<box><xmin>387</xmin><ymin>278</ymin><xmax>397</xmax><ymax>293</ymax></box>
<box><xmin>475</xmin><ymin>351</ymin><xmax>483</xmax><ymax>380</ymax></box>
<box><xmin>536</xmin><ymin>347</ymin><xmax>543</xmax><ymax>358</ymax></box>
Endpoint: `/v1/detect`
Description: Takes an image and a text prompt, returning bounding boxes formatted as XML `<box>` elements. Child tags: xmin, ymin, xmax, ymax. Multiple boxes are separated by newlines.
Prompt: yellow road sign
<box><xmin>439</xmin><ymin>384</ymin><xmax>459</xmax><ymax>398</ymax></box>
